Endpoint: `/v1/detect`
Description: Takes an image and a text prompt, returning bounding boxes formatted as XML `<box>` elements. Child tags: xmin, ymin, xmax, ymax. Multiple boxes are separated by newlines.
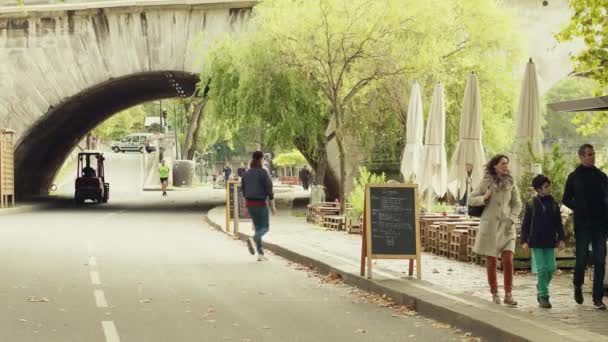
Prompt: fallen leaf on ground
<box><xmin>409</xmin><ymin>335</ymin><xmax>415</xmax><ymax>338</ymax></box>
<box><xmin>18</xmin><ymin>319</ymin><xmax>27</xmax><ymax>322</ymax></box>
<box><xmin>355</xmin><ymin>329</ymin><xmax>366</xmax><ymax>334</ymax></box>
<box><xmin>262</xmin><ymin>326</ymin><xmax>271</xmax><ymax>330</ymax></box>
<box><xmin>138</xmin><ymin>298</ymin><xmax>152</xmax><ymax>304</ymax></box>
<box><xmin>208</xmin><ymin>307</ymin><xmax>216</xmax><ymax>313</ymax></box>
<box><xmin>205</xmin><ymin>319</ymin><xmax>216</xmax><ymax>323</ymax></box>
<box><xmin>179</xmin><ymin>299</ymin><xmax>192</xmax><ymax>303</ymax></box>
<box><xmin>432</xmin><ymin>269</ymin><xmax>440</xmax><ymax>274</ymax></box>
<box><xmin>448</xmin><ymin>268</ymin><xmax>453</xmax><ymax>272</ymax></box>
<box><xmin>27</xmin><ymin>296</ymin><xmax>49</xmax><ymax>303</ymax></box>
<box><xmin>232</xmin><ymin>323</ymin><xmax>240</xmax><ymax>327</ymax></box>
<box><xmin>432</xmin><ymin>322</ymin><xmax>451</xmax><ymax>329</ymax></box>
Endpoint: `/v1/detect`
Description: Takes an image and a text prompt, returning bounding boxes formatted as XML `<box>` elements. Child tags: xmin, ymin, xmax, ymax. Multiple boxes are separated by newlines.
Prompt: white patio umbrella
<box><xmin>400</xmin><ymin>81</ymin><xmax>424</xmax><ymax>182</ymax></box>
<box><xmin>448</xmin><ymin>72</ymin><xmax>486</xmax><ymax>201</ymax></box>
<box><xmin>418</xmin><ymin>83</ymin><xmax>448</xmax><ymax>200</ymax></box>
<box><xmin>512</xmin><ymin>58</ymin><xmax>543</xmax><ymax>179</ymax></box>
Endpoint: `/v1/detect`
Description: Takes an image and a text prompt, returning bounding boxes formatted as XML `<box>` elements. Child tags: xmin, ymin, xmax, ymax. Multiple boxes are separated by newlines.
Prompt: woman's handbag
<box><xmin>468</xmin><ymin>205</ymin><xmax>485</xmax><ymax>217</ymax></box>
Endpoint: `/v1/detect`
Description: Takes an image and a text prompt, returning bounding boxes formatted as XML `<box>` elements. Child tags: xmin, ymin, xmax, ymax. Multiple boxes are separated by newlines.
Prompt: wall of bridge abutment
<box><xmin>0</xmin><ymin>0</ymin><xmax>255</xmax><ymax>197</ymax></box>
<box><xmin>0</xmin><ymin>0</ymin><xmax>255</xmax><ymax>144</ymax></box>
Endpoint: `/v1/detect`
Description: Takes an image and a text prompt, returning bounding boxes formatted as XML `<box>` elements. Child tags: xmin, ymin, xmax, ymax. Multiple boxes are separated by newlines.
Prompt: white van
<box><xmin>111</xmin><ymin>133</ymin><xmax>156</xmax><ymax>153</ymax></box>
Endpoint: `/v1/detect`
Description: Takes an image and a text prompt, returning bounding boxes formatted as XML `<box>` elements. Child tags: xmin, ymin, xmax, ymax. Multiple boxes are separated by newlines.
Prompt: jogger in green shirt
<box><xmin>159</xmin><ymin>160</ymin><xmax>170</xmax><ymax>197</ymax></box>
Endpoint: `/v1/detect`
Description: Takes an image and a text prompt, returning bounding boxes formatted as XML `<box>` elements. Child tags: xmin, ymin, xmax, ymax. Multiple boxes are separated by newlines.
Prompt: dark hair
<box><xmin>578</xmin><ymin>143</ymin><xmax>594</xmax><ymax>157</ymax></box>
<box><xmin>532</xmin><ymin>174</ymin><xmax>551</xmax><ymax>190</ymax></box>
<box><xmin>250</xmin><ymin>150</ymin><xmax>264</xmax><ymax>168</ymax></box>
<box><xmin>485</xmin><ymin>154</ymin><xmax>509</xmax><ymax>176</ymax></box>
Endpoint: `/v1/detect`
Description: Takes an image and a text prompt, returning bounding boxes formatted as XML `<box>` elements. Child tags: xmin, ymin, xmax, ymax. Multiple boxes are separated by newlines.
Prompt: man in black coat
<box><xmin>563</xmin><ymin>144</ymin><xmax>608</xmax><ymax>310</ymax></box>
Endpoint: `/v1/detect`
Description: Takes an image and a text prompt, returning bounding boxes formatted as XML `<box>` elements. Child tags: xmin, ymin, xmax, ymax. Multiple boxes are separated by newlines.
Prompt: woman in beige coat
<box><xmin>469</xmin><ymin>154</ymin><xmax>522</xmax><ymax>305</ymax></box>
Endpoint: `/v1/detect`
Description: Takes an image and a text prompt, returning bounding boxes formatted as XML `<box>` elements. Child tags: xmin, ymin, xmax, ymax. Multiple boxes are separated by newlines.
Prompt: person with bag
<box><xmin>468</xmin><ymin>154</ymin><xmax>522</xmax><ymax>305</ymax></box>
<box><xmin>520</xmin><ymin>174</ymin><xmax>565</xmax><ymax>309</ymax></box>
<box><xmin>241</xmin><ymin>151</ymin><xmax>276</xmax><ymax>262</ymax></box>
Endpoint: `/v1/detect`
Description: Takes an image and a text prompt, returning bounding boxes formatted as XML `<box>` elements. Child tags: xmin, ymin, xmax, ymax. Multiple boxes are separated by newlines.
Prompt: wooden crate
<box><xmin>323</xmin><ymin>215</ymin><xmax>345</xmax><ymax>230</ymax></box>
<box><xmin>346</xmin><ymin>216</ymin><xmax>362</xmax><ymax>234</ymax></box>
<box><xmin>437</xmin><ymin>222</ymin><xmax>462</xmax><ymax>256</ymax></box>
<box><xmin>420</xmin><ymin>216</ymin><xmax>467</xmax><ymax>247</ymax></box>
<box><xmin>449</xmin><ymin>229</ymin><xmax>469</xmax><ymax>261</ymax></box>
<box><xmin>427</xmin><ymin>224</ymin><xmax>439</xmax><ymax>253</ymax></box>
<box><xmin>0</xmin><ymin>129</ymin><xmax>15</xmax><ymax>209</ymax></box>
<box><xmin>467</xmin><ymin>226</ymin><xmax>478</xmax><ymax>262</ymax></box>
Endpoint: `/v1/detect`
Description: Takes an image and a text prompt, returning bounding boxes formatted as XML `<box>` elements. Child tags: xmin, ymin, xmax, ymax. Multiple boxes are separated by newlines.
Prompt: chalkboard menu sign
<box><xmin>369</xmin><ymin>187</ymin><xmax>417</xmax><ymax>255</ymax></box>
<box><xmin>227</xmin><ymin>181</ymin><xmax>249</xmax><ymax>220</ymax></box>
<box><xmin>361</xmin><ymin>183</ymin><xmax>421</xmax><ymax>280</ymax></box>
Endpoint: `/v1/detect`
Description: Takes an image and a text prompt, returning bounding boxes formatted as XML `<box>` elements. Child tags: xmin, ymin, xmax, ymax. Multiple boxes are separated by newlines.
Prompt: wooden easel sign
<box><xmin>360</xmin><ymin>183</ymin><xmax>421</xmax><ymax>280</ymax></box>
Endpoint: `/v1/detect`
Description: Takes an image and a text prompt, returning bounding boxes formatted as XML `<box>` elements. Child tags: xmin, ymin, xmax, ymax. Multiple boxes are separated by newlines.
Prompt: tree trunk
<box><xmin>334</xmin><ymin>105</ymin><xmax>347</xmax><ymax>215</ymax></box>
<box><xmin>184</xmin><ymin>100</ymin><xmax>205</xmax><ymax>160</ymax></box>
<box><xmin>186</xmin><ymin>101</ymin><xmax>207</xmax><ymax>160</ymax></box>
<box><xmin>291</xmin><ymin>132</ymin><xmax>340</xmax><ymax>202</ymax></box>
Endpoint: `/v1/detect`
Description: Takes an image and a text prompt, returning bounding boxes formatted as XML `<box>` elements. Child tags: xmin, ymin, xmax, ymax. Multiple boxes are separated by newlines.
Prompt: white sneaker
<box><xmin>257</xmin><ymin>255</ymin><xmax>268</xmax><ymax>262</ymax></box>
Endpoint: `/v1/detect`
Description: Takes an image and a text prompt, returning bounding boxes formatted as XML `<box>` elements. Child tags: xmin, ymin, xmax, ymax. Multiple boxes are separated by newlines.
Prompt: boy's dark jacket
<box><xmin>520</xmin><ymin>195</ymin><xmax>565</xmax><ymax>248</ymax></box>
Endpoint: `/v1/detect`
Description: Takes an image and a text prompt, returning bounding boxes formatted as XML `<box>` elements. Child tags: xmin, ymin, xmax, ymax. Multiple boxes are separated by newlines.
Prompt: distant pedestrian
<box><xmin>468</xmin><ymin>154</ymin><xmax>522</xmax><ymax>306</ymax></box>
<box><xmin>520</xmin><ymin>174</ymin><xmax>565</xmax><ymax>309</ymax></box>
<box><xmin>159</xmin><ymin>160</ymin><xmax>170</xmax><ymax>197</ymax></box>
<box><xmin>237</xmin><ymin>162</ymin><xmax>247</xmax><ymax>179</ymax></box>
<box><xmin>563</xmin><ymin>144</ymin><xmax>608</xmax><ymax>310</ymax></box>
<box><xmin>223</xmin><ymin>163</ymin><xmax>232</xmax><ymax>182</ymax></box>
<box><xmin>299</xmin><ymin>166</ymin><xmax>312</xmax><ymax>190</ymax></box>
<box><xmin>241</xmin><ymin>151</ymin><xmax>276</xmax><ymax>261</ymax></box>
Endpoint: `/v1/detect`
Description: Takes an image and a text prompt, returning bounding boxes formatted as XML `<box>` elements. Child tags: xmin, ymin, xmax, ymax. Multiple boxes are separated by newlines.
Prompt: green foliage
<box><xmin>347</xmin><ymin>167</ymin><xmax>386</xmax><ymax>218</ymax></box>
<box><xmin>544</xmin><ymin>77</ymin><xmax>608</xmax><ymax>141</ymax></box>
<box><xmin>92</xmin><ymin>105</ymin><xmax>146</xmax><ymax>142</ymax></box>
<box><xmin>556</xmin><ymin>0</ymin><xmax>608</xmax><ymax>94</ymax></box>
<box><xmin>342</xmin><ymin>0</ymin><xmax>524</xmax><ymax>158</ymax></box>
<box><xmin>199</xmin><ymin>33</ymin><xmax>329</xmax><ymax>158</ymax></box>
<box><xmin>273</xmin><ymin>150</ymin><xmax>307</xmax><ymax>168</ymax></box>
<box><xmin>517</xmin><ymin>144</ymin><xmax>571</xmax><ymax>207</ymax></box>
<box><xmin>556</xmin><ymin>1</ymin><xmax>608</xmax><ymax>132</ymax></box>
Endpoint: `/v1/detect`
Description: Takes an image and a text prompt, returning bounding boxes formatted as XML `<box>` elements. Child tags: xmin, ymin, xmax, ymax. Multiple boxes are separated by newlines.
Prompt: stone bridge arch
<box><xmin>0</xmin><ymin>0</ymin><xmax>255</xmax><ymax>196</ymax></box>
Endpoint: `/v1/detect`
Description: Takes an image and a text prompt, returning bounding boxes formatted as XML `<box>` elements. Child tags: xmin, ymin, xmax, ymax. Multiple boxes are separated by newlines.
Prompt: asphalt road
<box><xmin>0</xmin><ymin>154</ymin><xmax>478</xmax><ymax>341</ymax></box>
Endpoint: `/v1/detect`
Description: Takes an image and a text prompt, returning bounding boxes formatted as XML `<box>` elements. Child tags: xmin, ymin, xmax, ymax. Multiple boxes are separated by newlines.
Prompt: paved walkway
<box><xmin>207</xmin><ymin>206</ymin><xmax>608</xmax><ymax>341</ymax></box>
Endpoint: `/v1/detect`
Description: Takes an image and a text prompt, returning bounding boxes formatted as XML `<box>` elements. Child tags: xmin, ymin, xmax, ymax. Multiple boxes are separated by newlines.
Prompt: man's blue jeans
<box><xmin>248</xmin><ymin>206</ymin><xmax>270</xmax><ymax>255</ymax></box>
<box><xmin>574</xmin><ymin>226</ymin><xmax>607</xmax><ymax>302</ymax></box>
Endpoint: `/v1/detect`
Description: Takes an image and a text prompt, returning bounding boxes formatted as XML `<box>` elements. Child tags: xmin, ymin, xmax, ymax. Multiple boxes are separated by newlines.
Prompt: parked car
<box><xmin>111</xmin><ymin>133</ymin><xmax>156</xmax><ymax>153</ymax></box>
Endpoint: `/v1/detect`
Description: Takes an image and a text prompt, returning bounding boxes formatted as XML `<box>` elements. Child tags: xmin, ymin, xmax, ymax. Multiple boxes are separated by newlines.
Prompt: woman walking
<box><xmin>469</xmin><ymin>154</ymin><xmax>522</xmax><ymax>305</ymax></box>
<box><xmin>241</xmin><ymin>151</ymin><xmax>276</xmax><ymax>261</ymax></box>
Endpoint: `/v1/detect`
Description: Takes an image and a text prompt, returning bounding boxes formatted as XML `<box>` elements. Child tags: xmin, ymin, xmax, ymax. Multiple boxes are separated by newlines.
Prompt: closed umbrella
<box><xmin>419</xmin><ymin>83</ymin><xmax>448</xmax><ymax>199</ymax></box>
<box><xmin>512</xmin><ymin>58</ymin><xmax>543</xmax><ymax>179</ymax></box>
<box><xmin>448</xmin><ymin>73</ymin><xmax>486</xmax><ymax>202</ymax></box>
<box><xmin>400</xmin><ymin>81</ymin><xmax>424</xmax><ymax>182</ymax></box>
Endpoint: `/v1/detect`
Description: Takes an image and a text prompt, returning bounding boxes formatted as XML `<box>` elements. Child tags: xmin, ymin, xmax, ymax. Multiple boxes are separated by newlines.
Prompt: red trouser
<box><xmin>486</xmin><ymin>251</ymin><xmax>514</xmax><ymax>294</ymax></box>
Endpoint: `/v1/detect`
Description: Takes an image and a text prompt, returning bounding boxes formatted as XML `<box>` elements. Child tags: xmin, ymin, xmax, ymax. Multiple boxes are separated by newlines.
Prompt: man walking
<box><xmin>299</xmin><ymin>166</ymin><xmax>312</xmax><ymax>190</ymax></box>
<box><xmin>563</xmin><ymin>144</ymin><xmax>608</xmax><ymax>310</ymax></box>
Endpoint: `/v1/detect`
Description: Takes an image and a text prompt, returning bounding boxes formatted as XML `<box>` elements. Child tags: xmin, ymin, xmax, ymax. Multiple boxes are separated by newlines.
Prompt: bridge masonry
<box><xmin>0</xmin><ymin>1</ymin><xmax>254</xmax><ymax>140</ymax></box>
<box><xmin>0</xmin><ymin>1</ymin><xmax>255</xmax><ymax>196</ymax></box>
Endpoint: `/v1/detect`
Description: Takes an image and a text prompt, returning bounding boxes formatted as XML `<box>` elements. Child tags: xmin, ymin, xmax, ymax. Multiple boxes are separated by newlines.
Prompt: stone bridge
<box><xmin>0</xmin><ymin>0</ymin><xmax>255</xmax><ymax>196</ymax></box>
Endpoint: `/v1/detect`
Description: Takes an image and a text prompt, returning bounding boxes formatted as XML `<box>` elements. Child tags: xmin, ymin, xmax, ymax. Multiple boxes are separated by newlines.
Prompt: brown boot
<box><xmin>504</xmin><ymin>293</ymin><xmax>518</xmax><ymax>306</ymax></box>
<box><xmin>491</xmin><ymin>293</ymin><xmax>501</xmax><ymax>304</ymax></box>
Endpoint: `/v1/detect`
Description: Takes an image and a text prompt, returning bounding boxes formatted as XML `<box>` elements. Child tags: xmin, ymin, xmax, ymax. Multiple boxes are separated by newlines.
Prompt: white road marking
<box><xmin>94</xmin><ymin>290</ymin><xmax>108</xmax><ymax>308</ymax></box>
<box><xmin>88</xmin><ymin>256</ymin><xmax>97</xmax><ymax>267</ymax></box>
<box><xmin>101</xmin><ymin>321</ymin><xmax>121</xmax><ymax>342</ymax></box>
<box><xmin>90</xmin><ymin>271</ymin><xmax>101</xmax><ymax>285</ymax></box>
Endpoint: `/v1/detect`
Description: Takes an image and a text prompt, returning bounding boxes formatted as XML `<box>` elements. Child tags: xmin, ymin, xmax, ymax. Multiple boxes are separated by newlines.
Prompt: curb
<box><xmin>0</xmin><ymin>202</ymin><xmax>53</xmax><ymax>216</ymax></box>
<box><xmin>203</xmin><ymin>208</ymin><xmax>597</xmax><ymax>342</ymax></box>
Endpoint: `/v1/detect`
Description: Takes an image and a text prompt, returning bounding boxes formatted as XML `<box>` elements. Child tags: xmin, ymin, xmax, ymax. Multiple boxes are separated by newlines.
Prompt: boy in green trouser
<box><xmin>520</xmin><ymin>175</ymin><xmax>566</xmax><ymax>309</ymax></box>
